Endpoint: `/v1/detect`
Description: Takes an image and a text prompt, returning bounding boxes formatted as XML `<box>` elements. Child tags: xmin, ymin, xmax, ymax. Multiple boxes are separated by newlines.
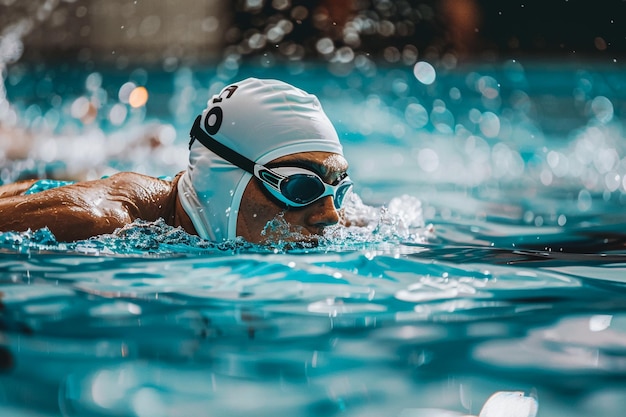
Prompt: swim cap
<box><xmin>177</xmin><ymin>78</ymin><xmax>344</xmax><ymax>242</ymax></box>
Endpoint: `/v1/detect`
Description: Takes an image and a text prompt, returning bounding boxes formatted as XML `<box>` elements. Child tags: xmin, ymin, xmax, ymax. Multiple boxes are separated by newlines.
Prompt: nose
<box><xmin>306</xmin><ymin>195</ymin><xmax>340</xmax><ymax>228</ymax></box>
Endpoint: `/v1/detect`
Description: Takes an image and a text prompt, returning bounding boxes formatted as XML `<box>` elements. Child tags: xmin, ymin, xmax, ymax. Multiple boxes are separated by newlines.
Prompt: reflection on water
<box><xmin>2</xmin><ymin>58</ymin><xmax>626</xmax><ymax>415</ymax></box>
<box><xmin>1</xmin><ymin>223</ymin><xmax>626</xmax><ymax>416</ymax></box>
<box><xmin>2</xmin><ymin>57</ymin><xmax>626</xmax><ymax>415</ymax></box>
<box><xmin>2</xmin><ymin>6</ymin><xmax>626</xmax><ymax>415</ymax></box>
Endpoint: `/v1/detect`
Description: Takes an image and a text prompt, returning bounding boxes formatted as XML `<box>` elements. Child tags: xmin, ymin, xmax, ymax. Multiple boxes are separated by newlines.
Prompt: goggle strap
<box><xmin>189</xmin><ymin>115</ymin><xmax>256</xmax><ymax>175</ymax></box>
<box><xmin>190</xmin><ymin>115</ymin><xmax>293</xmax><ymax>197</ymax></box>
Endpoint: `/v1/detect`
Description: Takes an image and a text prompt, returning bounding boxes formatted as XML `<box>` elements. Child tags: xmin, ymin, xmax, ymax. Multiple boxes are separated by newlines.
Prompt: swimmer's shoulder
<box><xmin>99</xmin><ymin>171</ymin><xmax>185</xmax><ymax>221</ymax></box>
<box><xmin>97</xmin><ymin>171</ymin><xmax>179</xmax><ymax>196</ymax></box>
<box><xmin>102</xmin><ymin>171</ymin><xmax>183</xmax><ymax>187</ymax></box>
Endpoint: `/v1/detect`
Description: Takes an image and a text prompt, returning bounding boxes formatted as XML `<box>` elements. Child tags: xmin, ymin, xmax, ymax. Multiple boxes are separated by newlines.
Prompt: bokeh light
<box><xmin>128</xmin><ymin>86</ymin><xmax>148</xmax><ymax>108</ymax></box>
<box><xmin>413</xmin><ymin>61</ymin><xmax>436</xmax><ymax>85</ymax></box>
<box><xmin>118</xmin><ymin>82</ymin><xmax>137</xmax><ymax>103</ymax></box>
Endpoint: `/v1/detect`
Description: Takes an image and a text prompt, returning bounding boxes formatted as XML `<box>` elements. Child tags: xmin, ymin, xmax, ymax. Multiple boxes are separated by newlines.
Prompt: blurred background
<box><xmin>1</xmin><ymin>0</ymin><xmax>625</xmax><ymax>186</ymax></box>
<box><xmin>2</xmin><ymin>0</ymin><xmax>625</xmax><ymax>67</ymax></box>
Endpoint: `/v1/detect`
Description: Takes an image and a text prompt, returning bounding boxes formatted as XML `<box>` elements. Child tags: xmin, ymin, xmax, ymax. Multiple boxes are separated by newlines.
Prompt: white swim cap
<box><xmin>177</xmin><ymin>78</ymin><xmax>344</xmax><ymax>242</ymax></box>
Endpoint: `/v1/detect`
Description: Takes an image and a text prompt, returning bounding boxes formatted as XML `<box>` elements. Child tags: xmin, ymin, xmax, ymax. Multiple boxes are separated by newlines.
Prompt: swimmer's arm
<box><xmin>0</xmin><ymin>184</ymin><xmax>132</xmax><ymax>242</ymax></box>
<box><xmin>0</xmin><ymin>180</ymin><xmax>38</xmax><ymax>198</ymax></box>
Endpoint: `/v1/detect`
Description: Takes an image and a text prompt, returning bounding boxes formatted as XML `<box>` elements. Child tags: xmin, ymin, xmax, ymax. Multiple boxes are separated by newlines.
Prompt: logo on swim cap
<box><xmin>203</xmin><ymin>85</ymin><xmax>239</xmax><ymax>136</ymax></box>
<box><xmin>204</xmin><ymin>107</ymin><xmax>222</xmax><ymax>135</ymax></box>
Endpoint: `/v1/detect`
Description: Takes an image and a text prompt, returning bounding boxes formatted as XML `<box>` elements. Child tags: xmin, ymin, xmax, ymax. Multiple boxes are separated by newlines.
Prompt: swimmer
<box><xmin>0</xmin><ymin>78</ymin><xmax>353</xmax><ymax>244</ymax></box>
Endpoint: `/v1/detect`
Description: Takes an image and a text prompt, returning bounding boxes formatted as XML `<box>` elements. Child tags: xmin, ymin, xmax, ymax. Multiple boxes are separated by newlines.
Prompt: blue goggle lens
<box><xmin>281</xmin><ymin>174</ymin><xmax>326</xmax><ymax>204</ymax></box>
<box><xmin>257</xmin><ymin>167</ymin><xmax>352</xmax><ymax>209</ymax></box>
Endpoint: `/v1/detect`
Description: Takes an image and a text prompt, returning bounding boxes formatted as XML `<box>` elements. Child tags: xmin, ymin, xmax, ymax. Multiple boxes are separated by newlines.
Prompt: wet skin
<box><xmin>236</xmin><ymin>151</ymin><xmax>349</xmax><ymax>244</ymax></box>
<box><xmin>0</xmin><ymin>151</ymin><xmax>349</xmax><ymax>244</ymax></box>
<box><xmin>0</xmin><ymin>172</ymin><xmax>192</xmax><ymax>242</ymax></box>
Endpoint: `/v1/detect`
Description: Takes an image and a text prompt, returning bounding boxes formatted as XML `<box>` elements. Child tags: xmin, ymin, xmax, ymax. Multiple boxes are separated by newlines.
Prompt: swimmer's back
<box><xmin>0</xmin><ymin>172</ymin><xmax>182</xmax><ymax>242</ymax></box>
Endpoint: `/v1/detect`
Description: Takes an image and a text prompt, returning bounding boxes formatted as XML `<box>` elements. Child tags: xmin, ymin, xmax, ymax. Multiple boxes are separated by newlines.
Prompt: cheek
<box><xmin>236</xmin><ymin>180</ymin><xmax>283</xmax><ymax>241</ymax></box>
<box><xmin>280</xmin><ymin>209</ymin><xmax>306</xmax><ymax>226</ymax></box>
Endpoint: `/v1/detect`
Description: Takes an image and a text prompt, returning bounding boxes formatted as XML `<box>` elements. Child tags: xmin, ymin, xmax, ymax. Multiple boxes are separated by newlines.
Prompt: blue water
<box><xmin>2</xmin><ymin>60</ymin><xmax>626</xmax><ymax>416</ymax></box>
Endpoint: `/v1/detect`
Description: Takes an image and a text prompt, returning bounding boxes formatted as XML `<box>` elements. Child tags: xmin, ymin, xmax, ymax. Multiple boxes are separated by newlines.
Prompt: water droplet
<box><xmin>413</xmin><ymin>61</ymin><xmax>436</xmax><ymax>85</ymax></box>
<box><xmin>577</xmin><ymin>189</ymin><xmax>592</xmax><ymax>212</ymax></box>
<box><xmin>479</xmin><ymin>112</ymin><xmax>500</xmax><ymax>138</ymax></box>
<box><xmin>404</xmin><ymin>103</ymin><xmax>428</xmax><ymax>128</ymax></box>
<box><xmin>316</xmin><ymin>37</ymin><xmax>334</xmax><ymax>55</ymax></box>
<box><xmin>118</xmin><ymin>82</ymin><xmax>137</xmax><ymax>103</ymax></box>
<box><xmin>590</xmin><ymin>96</ymin><xmax>614</xmax><ymax>124</ymax></box>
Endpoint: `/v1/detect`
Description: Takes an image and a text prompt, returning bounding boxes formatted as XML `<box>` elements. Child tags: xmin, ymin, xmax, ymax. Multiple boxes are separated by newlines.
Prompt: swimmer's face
<box><xmin>236</xmin><ymin>151</ymin><xmax>349</xmax><ymax>245</ymax></box>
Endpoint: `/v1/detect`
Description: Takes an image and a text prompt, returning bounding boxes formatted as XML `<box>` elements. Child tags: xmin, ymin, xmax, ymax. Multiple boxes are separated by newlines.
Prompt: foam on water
<box><xmin>2</xmin><ymin>163</ymin><xmax>625</xmax><ymax>417</ymax></box>
<box><xmin>2</xmin><ymin>34</ymin><xmax>626</xmax><ymax>416</ymax></box>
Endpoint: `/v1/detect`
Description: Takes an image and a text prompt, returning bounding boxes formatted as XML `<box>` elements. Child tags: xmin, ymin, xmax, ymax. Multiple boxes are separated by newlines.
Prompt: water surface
<box><xmin>2</xmin><ymin>61</ymin><xmax>626</xmax><ymax>416</ymax></box>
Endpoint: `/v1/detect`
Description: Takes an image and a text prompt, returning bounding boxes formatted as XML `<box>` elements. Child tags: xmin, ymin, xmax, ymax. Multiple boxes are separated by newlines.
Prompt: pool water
<box><xmin>2</xmin><ymin>61</ymin><xmax>626</xmax><ymax>417</ymax></box>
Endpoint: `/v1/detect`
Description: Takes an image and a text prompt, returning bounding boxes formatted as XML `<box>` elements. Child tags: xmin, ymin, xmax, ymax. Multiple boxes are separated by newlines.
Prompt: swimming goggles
<box><xmin>189</xmin><ymin>115</ymin><xmax>353</xmax><ymax>209</ymax></box>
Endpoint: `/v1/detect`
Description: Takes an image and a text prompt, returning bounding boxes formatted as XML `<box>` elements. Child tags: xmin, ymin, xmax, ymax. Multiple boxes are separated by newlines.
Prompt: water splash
<box><xmin>0</xmin><ymin>219</ymin><xmax>251</xmax><ymax>256</ymax></box>
<box><xmin>320</xmin><ymin>192</ymin><xmax>431</xmax><ymax>252</ymax></box>
<box><xmin>0</xmin><ymin>192</ymin><xmax>429</xmax><ymax>256</ymax></box>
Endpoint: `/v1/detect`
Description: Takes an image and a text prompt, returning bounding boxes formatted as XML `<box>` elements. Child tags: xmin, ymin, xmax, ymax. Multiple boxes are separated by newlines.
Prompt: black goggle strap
<box><xmin>190</xmin><ymin>115</ymin><xmax>287</xmax><ymax>191</ymax></box>
<box><xmin>189</xmin><ymin>115</ymin><xmax>256</xmax><ymax>175</ymax></box>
